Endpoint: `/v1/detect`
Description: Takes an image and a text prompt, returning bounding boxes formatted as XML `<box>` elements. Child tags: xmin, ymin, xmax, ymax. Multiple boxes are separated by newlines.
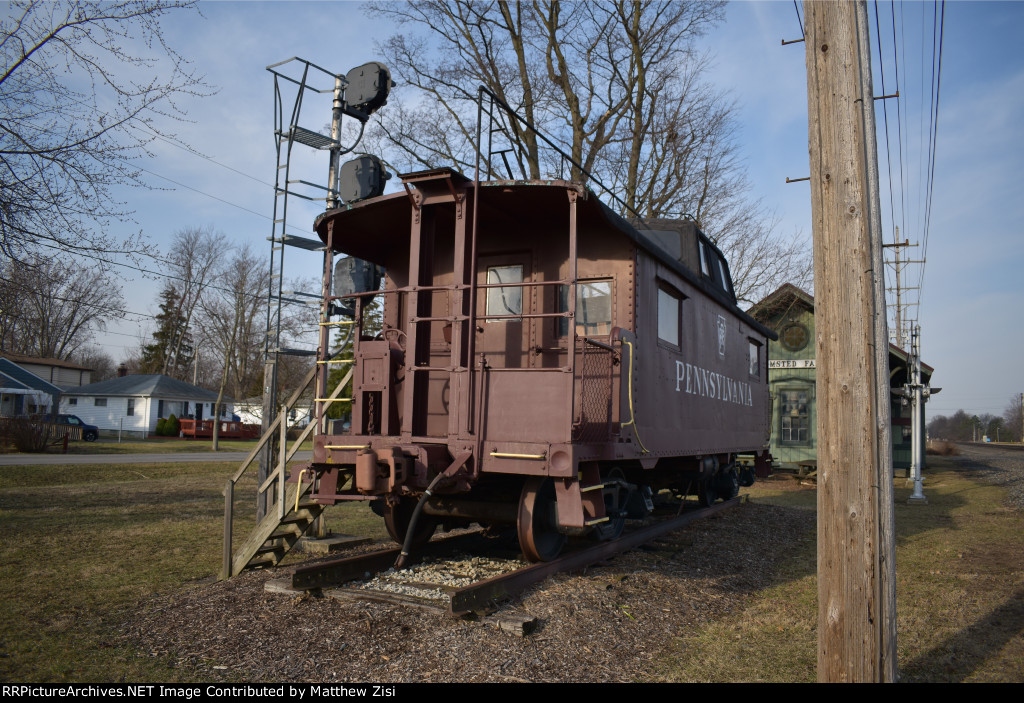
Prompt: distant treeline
<box><xmin>928</xmin><ymin>400</ymin><xmax>1023</xmax><ymax>443</ymax></box>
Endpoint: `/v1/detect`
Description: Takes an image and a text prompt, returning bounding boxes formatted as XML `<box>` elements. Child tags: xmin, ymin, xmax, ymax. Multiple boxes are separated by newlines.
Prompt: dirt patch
<box><xmin>124</xmin><ymin>502</ymin><xmax>814</xmax><ymax>683</ymax></box>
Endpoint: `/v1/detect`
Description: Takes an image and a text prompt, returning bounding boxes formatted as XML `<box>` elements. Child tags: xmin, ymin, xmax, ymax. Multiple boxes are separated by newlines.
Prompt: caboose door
<box><xmin>476</xmin><ymin>253</ymin><xmax>532</xmax><ymax>369</ymax></box>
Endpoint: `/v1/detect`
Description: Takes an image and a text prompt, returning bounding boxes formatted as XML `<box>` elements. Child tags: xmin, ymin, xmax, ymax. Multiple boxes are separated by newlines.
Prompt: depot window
<box><xmin>780</xmin><ymin>389</ymin><xmax>811</xmax><ymax>444</ymax></box>
<box><xmin>485</xmin><ymin>265</ymin><xmax>523</xmax><ymax>321</ymax></box>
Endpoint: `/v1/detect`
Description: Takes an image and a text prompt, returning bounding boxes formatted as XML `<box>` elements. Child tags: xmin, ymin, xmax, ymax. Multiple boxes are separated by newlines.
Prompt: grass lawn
<box><xmin>2</xmin><ymin>436</ymin><xmax>313</xmax><ymax>456</ymax></box>
<box><xmin>0</xmin><ymin>460</ymin><xmax>384</xmax><ymax>682</ymax></box>
<box><xmin>0</xmin><ymin>455</ymin><xmax>1020</xmax><ymax>682</ymax></box>
<box><xmin>663</xmin><ymin>457</ymin><xmax>1024</xmax><ymax>682</ymax></box>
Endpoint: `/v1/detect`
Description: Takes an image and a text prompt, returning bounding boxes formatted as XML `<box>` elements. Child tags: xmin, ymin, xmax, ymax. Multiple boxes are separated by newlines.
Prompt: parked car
<box><xmin>47</xmin><ymin>414</ymin><xmax>99</xmax><ymax>442</ymax></box>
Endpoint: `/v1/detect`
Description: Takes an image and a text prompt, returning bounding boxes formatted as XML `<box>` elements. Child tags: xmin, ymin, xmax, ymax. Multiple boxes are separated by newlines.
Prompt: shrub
<box><xmin>155</xmin><ymin>418</ymin><xmax>166</xmax><ymax>436</ymax></box>
<box><xmin>166</xmin><ymin>414</ymin><xmax>180</xmax><ymax>437</ymax></box>
<box><xmin>0</xmin><ymin>416</ymin><xmax>54</xmax><ymax>453</ymax></box>
<box><xmin>926</xmin><ymin>440</ymin><xmax>960</xmax><ymax>456</ymax></box>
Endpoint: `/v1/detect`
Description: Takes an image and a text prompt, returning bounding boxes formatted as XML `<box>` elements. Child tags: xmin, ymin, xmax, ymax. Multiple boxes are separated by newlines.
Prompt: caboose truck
<box><xmin>300</xmin><ymin>165</ymin><xmax>775</xmax><ymax>563</ymax></box>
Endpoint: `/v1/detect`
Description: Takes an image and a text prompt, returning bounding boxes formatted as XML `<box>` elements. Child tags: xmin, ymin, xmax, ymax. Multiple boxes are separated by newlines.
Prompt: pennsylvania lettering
<box><xmin>674</xmin><ymin>360</ymin><xmax>754</xmax><ymax>407</ymax></box>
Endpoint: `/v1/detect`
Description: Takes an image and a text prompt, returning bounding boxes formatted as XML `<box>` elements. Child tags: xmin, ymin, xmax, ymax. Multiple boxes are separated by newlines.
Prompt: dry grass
<box><xmin>0</xmin><ymin>436</ymin><xmax>314</xmax><ymax>456</ymax></box>
<box><xmin>0</xmin><ymin>460</ymin><xmax>379</xmax><ymax>682</ymax></box>
<box><xmin>659</xmin><ymin>458</ymin><xmax>1024</xmax><ymax>682</ymax></box>
<box><xmin>0</xmin><ymin>455</ymin><xmax>1021</xmax><ymax>682</ymax></box>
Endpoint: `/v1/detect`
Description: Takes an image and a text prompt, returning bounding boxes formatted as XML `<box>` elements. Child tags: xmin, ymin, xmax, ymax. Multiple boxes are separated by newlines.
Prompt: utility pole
<box><xmin>882</xmin><ymin>229</ymin><xmax>922</xmax><ymax>349</ymax></box>
<box><xmin>904</xmin><ymin>325</ymin><xmax>937</xmax><ymax>504</ymax></box>
<box><xmin>804</xmin><ymin>0</ymin><xmax>896</xmax><ymax>682</ymax></box>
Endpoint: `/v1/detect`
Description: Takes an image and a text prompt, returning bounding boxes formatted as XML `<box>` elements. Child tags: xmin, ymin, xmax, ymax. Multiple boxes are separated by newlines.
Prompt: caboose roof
<box><xmin>314</xmin><ymin>177</ymin><xmax>775</xmax><ymax>339</ymax></box>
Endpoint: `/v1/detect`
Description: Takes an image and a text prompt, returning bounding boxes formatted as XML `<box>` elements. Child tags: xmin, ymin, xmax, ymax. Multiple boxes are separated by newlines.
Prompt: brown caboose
<box><xmin>307</xmin><ymin>167</ymin><xmax>773</xmax><ymax>561</ymax></box>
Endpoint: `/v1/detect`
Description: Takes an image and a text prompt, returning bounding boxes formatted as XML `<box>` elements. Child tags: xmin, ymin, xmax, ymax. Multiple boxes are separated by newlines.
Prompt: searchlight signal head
<box><xmin>339</xmin><ymin>155</ymin><xmax>391</xmax><ymax>204</ymax></box>
<box><xmin>344</xmin><ymin>62</ymin><xmax>394</xmax><ymax>120</ymax></box>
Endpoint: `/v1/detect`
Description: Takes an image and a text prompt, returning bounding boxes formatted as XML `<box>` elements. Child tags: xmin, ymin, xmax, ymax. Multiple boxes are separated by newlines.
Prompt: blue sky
<box><xmin>66</xmin><ymin>0</ymin><xmax>1024</xmax><ymax>419</ymax></box>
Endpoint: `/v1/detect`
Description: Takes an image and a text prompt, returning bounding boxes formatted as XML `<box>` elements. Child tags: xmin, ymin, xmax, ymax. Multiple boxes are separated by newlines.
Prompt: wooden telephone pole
<box><xmin>804</xmin><ymin>1</ymin><xmax>897</xmax><ymax>681</ymax></box>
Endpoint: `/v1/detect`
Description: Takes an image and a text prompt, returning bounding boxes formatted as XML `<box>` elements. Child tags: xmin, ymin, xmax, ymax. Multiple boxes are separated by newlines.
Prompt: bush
<box><xmin>926</xmin><ymin>440</ymin><xmax>960</xmax><ymax>456</ymax></box>
<box><xmin>0</xmin><ymin>416</ymin><xmax>54</xmax><ymax>453</ymax></box>
<box><xmin>155</xmin><ymin>418</ymin><xmax>166</xmax><ymax>436</ymax></box>
<box><xmin>166</xmin><ymin>414</ymin><xmax>180</xmax><ymax>437</ymax></box>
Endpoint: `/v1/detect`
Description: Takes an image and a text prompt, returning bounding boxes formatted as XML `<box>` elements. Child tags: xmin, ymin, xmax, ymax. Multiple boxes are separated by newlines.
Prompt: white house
<box><xmin>59</xmin><ymin>374</ymin><xmax>233</xmax><ymax>438</ymax></box>
<box><xmin>234</xmin><ymin>396</ymin><xmax>314</xmax><ymax>428</ymax></box>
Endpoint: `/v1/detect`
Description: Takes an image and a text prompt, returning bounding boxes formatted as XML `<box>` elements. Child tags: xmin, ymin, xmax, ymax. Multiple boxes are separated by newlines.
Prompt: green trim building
<box><xmin>749</xmin><ymin>284</ymin><xmax>932</xmax><ymax>473</ymax></box>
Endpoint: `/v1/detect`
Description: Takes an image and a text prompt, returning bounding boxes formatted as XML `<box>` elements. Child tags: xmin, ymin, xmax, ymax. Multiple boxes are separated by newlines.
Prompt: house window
<box><xmin>780</xmin><ymin>389</ymin><xmax>810</xmax><ymax>444</ymax></box>
<box><xmin>127</xmin><ymin>399</ymin><xmax>135</xmax><ymax>416</ymax></box>
<box><xmin>68</xmin><ymin>398</ymin><xmax>77</xmax><ymax>406</ymax></box>
<box><xmin>94</xmin><ymin>398</ymin><xmax>107</xmax><ymax>407</ymax></box>
<box><xmin>657</xmin><ymin>284</ymin><xmax>682</xmax><ymax>347</ymax></box>
<box><xmin>485</xmin><ymin>265</ymin><xmax>523</xmax><ymax>320</ymax></box>
<box><xmin>558</xmin><ymin>279</ymin><xmax>613</xmax><ymax>336</ymax></box>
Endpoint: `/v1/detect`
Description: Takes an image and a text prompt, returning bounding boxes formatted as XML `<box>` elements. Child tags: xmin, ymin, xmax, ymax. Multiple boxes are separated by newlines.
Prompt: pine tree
<box><xmin>141</xmin><ymin>284</ymin><xmax>194</xmax><ymax>379</ymax></box>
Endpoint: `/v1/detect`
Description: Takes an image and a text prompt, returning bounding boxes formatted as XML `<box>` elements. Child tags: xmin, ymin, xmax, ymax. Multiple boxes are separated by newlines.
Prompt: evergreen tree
<box><xmin>141</xmin><ymin>284</ymin><xmax>194</xmax><ymax>379</ymax></box>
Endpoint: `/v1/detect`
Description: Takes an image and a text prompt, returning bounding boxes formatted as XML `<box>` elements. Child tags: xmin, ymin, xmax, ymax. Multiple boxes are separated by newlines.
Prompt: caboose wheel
<box><xmin>698</xmin><ymin>477</ymin><xmax>718</xmax><ymax>507</ymax></box>
<box><xmin>698</xmin><ymin>465</ymin><xmax>739</xmax><ymax>506</ymax></box>
<box><xmin>518</xmin><ymin>477</ymin><xmax>566</xmax><ymax>562</ymax></box>
<box><xmin>383</xmin><ymin>496</ymin><xmax>437</xmax><ymax>550</ymax></box>
<box><xmin>591</xmin><ymin>467</ymin><xmax>628</xmax><ymax>541</ymax></box>
<box><xmin>718</xmin><ymin>465</ymin><xmax>740</xmax><ymax>501</ymax></box>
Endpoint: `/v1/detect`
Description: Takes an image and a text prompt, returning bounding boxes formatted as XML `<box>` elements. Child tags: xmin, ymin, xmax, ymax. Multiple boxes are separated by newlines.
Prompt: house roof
<box><xmin>0</xmin><ymin>358</ymin><xmax>63</xmax><ymax>396</ymax></box>
<box><xmin>61</xmin><ymin>374</ymin><xmax>228</xmax><ymax>402</ymax></box>
<box><xmin>0</xmin><ymin>351</ymin><xmax>92</xmax><ymax>371</ymax></box>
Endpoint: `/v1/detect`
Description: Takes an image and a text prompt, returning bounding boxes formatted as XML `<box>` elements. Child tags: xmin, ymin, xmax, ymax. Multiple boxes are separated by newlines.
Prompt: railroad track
<box><xmin>957</xmin><ymin>441</ymin><xmax>1024</xmax><ymax>452</ymax></box>
<box><xmin>268</xmin><ymin>496</ymin><xmax>741</xmax><ymax>618</ymax></box>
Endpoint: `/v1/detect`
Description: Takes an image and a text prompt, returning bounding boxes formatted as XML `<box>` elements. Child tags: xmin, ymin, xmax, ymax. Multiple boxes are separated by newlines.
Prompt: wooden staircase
<box><xmin>228</xmin><ymin>478</ymin><xmax>324</xmax><ymax>575</ymax></box>
<box><xmin>221</xmin><ymin>364</ymin><xmax>353</xmax><ymax>579</ymax></box>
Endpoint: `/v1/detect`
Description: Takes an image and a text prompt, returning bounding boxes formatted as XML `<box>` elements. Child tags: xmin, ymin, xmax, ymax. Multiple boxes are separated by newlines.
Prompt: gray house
<box><xmin>59</xmin><ymin>374</ymin><xmax>233</xmax><ymax>438</ymax></box>
<box><xmin>0</xmin><ymin>357</ymin><xmax>63</xmax><ymax>417</ymax></box>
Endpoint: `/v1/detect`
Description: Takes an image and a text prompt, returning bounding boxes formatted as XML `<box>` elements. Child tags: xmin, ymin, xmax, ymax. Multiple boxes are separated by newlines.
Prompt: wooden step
<box><xmin>280</xmin><ymin>509</ymin><xmax>318</xmax><ymax>524</ymax></box>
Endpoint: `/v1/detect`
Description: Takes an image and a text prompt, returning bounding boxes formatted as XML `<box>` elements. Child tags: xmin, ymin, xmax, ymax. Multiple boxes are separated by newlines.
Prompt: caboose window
<box><xmin>717</xmin><ymin>255</ymin><xmax>735</xmax><ymax>298</ymax></box>
<box><xmin>749</xmin><ymin>340</ymin><xmax>761</xmax><ymax>377</ymax></box>
<box><xmin>657</xmin><ymin>285</ymin><xmax>682</xmax><ymax>347</ymax></box>
<box><xmin>485</xmin><ymin>265</ymin><xmax>523</xmax><ymax>321</ymax></box>
<box><xmin>558</xmin><ymin>280</ymin><xmax>612</xmax><ymax>336</ymax></box>
<box><xmin>698</xmin><ymin>240</ymin><xmax>711</xmax><ymax>277</ymax></box>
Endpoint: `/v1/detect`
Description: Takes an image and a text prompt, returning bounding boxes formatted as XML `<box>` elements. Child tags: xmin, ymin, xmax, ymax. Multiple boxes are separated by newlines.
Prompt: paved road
<box><xmin>0</xmin><ymin>450</ymin><xmax>313</xmax><ymax>466</ymax></box>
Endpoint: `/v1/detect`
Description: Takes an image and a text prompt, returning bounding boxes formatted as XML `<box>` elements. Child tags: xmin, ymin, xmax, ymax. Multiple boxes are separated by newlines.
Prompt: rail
<box><xmin>283</xmin><ymin>496</ymin><xmax>741</xmax><ymax>616</ymax></box>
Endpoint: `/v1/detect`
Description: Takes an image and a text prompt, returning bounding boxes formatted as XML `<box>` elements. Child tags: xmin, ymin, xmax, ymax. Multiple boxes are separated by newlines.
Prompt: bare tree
<box><xmin>0</xmin><ymin>254</ymin><xmax>125</xmax><ymax>358</ymax></box>
<box><xmin>198</xmin><ymin>246</ymin><xmax>264</xmax><ymax>449</ymax></box>
<box><xmin>363</xmin><ymin>1</ymin><xmax>809</xmax><ymax>300</ymax></box>
<box><xmin>0</xmin><ymin>0</ymin><xmax>213</xmax><ymax>259</ymax></box>
<box><xmin>1006</xmin><ymin>395</ymin><xmax>1024</xmax><ymax>443</ymax></box>
<box><xmin>70</xmin><ymin>346</ymin><xmax>117</xmax><ymax>382</ymax></box>
<box><xmin>197</xmin><ymin>245</ymin><xmax>267</xmax><ymax>406</ymax></box>
<box><xmin>162</xmin><ymin>226</ymin><xmax>227</xmax><ymax>377</ymax></box>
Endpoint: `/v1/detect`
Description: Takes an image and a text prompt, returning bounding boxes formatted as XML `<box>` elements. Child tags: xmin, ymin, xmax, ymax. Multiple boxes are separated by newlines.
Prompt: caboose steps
<box><xmin>228</xmin><ymin>481</ymin><xmax>324</xmax><ymax>577</ymax></box>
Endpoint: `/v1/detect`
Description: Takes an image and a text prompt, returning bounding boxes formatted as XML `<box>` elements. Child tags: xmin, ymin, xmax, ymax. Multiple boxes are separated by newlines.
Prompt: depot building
<box><xmin>749</xmin><ymin>284</ymin><xmax>933</xmax><ymax>474</ymax></box>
